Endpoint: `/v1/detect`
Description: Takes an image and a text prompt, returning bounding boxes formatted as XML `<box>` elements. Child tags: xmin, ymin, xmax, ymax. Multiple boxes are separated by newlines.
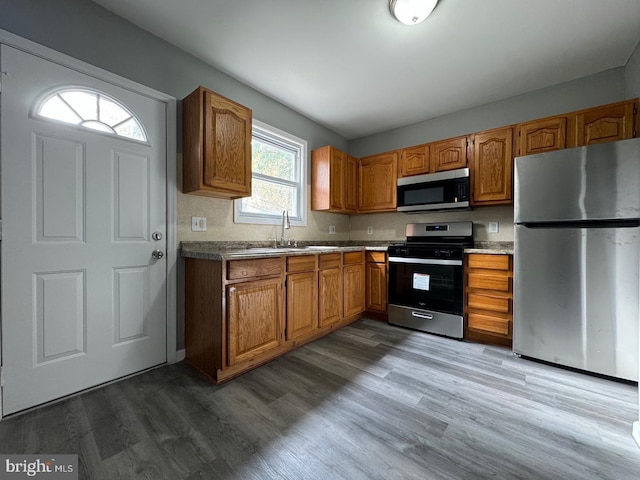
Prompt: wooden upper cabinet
<box><xmin>517</xmin><ymin>116</ymin><xmax>567</xmax><ymax>156</ymax></box>
<box><xmin>183</xmin><ymin>86</ymin><xmax>252</xmax><ymax>198</ymax></box>
<box><xmin>311</xmin><ymin>146</ymin><xmax>356</xmax><ymax>213</ymax></box>
<box><xmin>430</xmin><ymin>136</ymin><xmax>470</xmax><ymax>172</ymax></box>
<box><xmin>575</xmin><ymin>99</ymin><xmax>638</xmax><ymax>146</ymax></box>
<box><xmin>358</xmin><ymin>151</ymin><xmax>398</xmax><ymax>212</ymax></box>
<box><xmin>471</xmin><ymin>127</ymin><xmax>513</xmax><ymax>205</ymax></box>
<box><xmin>398</xmin><ymin>144</ymin><xmax>429</xmax><ymax>177</ymax></box>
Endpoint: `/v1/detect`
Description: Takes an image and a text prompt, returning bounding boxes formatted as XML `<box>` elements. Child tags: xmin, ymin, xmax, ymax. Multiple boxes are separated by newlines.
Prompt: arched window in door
<box><xmin>36</xmin><ymin>87</ymin><xmax>147</xmax><ymax>142</ymax></box>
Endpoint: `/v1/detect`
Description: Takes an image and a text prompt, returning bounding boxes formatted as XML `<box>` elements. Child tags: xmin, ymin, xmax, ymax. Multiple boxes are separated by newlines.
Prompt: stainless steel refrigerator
<box><xmin>513</xmin><ymin>138</ymin><xmax>640</xmax><ymax>381</ymax></box>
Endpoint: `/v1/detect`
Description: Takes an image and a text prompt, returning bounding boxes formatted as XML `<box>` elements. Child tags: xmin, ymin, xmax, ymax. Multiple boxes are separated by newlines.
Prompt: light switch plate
<box><xmin>367</xmin><ymin>226</ymin><xmax>373</xmax><ymax>235</ymax></box>
<box><xmin>191</xmin><ymin>216</ymin><xmax>207</xmax><ymax>232</ymax></box>
<box><xmin>329</xmin><ymin>225</ymin><xmax>336</xmax><ymax>235</ymax></box>
<box><xmin>488</xmin><ymin>221</ymin><xmax>499</xmax><ymax>234</ymax></box>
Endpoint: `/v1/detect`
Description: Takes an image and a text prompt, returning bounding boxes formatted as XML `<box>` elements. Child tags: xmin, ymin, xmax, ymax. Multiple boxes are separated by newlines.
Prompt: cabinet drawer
<box><xmin>286</xmin><ymin>255</ymin><xmax>316</xmax><ymax>273</ymax></box>
<box><xmin>468</xmin><ymin>312</ymin><xmax>511</xmax><ymax>336</ymax></box>
<box><xmin>319</xmin><ymin>253</ymin><xmax>342</xmax><ymax>269</ymax></box>
<box><xmin>366</xmin><ymin>251</ymin><xmax>387</xmax><ymax>263</ymax></box>
<box><xmin>344</xmin><ymin>251</ymin><xmax>365</xmax><ymax>265</ymax></box>
<box><xmin>467</xmin><ymin>254</ymin><xmax>510</xmax><ymax>270</ymax></box>
<box><xmin>467</xmin><ymin>292</ymin><xmax>511</xmax><ymax>313</ymax></box>
<box><xmin>467</xmin><ymin>271</ymin><xmax>511</xmax><ymax>291</ymax></box>
<box><xmin>227</xmin><ymin>257</ymin><xmax>283</xmax><ymax>280</ymax></box>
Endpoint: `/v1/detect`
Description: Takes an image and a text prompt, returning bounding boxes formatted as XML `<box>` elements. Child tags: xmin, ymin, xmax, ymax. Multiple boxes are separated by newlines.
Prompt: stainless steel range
<box><xmin>388</xmin><ymin>221</ymin><xmax>473</xmax><ymax>338</ymax></box>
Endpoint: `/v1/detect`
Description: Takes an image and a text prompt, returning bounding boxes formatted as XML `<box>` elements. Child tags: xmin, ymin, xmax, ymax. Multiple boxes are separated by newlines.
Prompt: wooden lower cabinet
<box><xmin>365</xmin><ymin>251</ymin><xmax>387</xmax><ymax>317</ymax></box>
<box><xmin>465</xmin><ymin>253</ymin><xmax>513</xmax><ymax>347</ymax></box>
<box><xmin>185</xmin><ymin>250</ymin><xmax>369</xmax><ymax>385</ymax></box>
<box><xmin>343</xmin><ymin>252</ymin><xmax>365</xmax><ymax>318</ymax></box>
<box><xmin>286</xmin><ymin>255</ymin><xmax>318</xmax><ymax>341</ymax></box>
<box><xmin>227</xmin><ymin>277</ymin><xmax>283</xmax><ymax>366</ymax></box>
<box><xmin>319</xmin><ymin>266</ymin><xmax>343</xmax><ymax>327</ymax></box>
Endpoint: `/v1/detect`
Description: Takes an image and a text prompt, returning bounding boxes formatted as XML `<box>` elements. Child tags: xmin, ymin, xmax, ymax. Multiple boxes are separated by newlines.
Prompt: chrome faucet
<box><xmin>280</xmin><ymin>209</ymin><xmax>291</xmax><ymax>246</ymax></box>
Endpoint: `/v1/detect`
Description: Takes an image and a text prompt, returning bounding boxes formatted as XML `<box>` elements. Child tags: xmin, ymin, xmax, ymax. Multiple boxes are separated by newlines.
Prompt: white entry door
<box><xmin>1</xmin><ymin>45</ymin><xmax>168</xmax><ymax>415</ymax></box>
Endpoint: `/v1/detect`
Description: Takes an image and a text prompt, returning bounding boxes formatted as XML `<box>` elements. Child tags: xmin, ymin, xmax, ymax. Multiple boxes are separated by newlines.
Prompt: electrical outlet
<box><xmin>488</xmin><ymin>221</ymin><xmax>499</xmax><ymax>234</ymax></box>
<box><xmin>191</xmin><ymin>216</ymin><xmax>207</xmax><ymax>232</ymax></box>
<box><xmin>367</xmin><ymin>226</ymin><xmax>373</xmax><ymax>235</ymax></box>
<box><xmin>329</xmin><ymin>225</ymin><xmax>336</xmax><ymax>235</ymax></box>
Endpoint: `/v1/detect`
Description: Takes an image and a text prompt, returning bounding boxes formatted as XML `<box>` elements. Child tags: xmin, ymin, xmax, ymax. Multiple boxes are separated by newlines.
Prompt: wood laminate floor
<box><xmin>1</xmin><ymin>318</ymin><xmax>639</xmax><ymax>479</ymax></box>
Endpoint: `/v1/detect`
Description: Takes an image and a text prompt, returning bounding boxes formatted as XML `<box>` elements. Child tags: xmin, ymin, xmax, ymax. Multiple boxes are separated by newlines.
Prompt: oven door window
<box><xmin>388</xmin><ymin>260</ymin><xmax>463</xmax><ymax>315</ymax></box>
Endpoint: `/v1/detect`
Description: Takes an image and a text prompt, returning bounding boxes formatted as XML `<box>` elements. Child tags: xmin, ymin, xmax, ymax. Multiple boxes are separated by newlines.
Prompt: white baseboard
<box><xmin>633</xmin><ymin>421</ymin><xmax>640</xmax><ymax>449</ymax></box>
<box><xmin>176</xmin><ymin>349</ymin><xmax>186</xmax><ymax>362</ymax></box>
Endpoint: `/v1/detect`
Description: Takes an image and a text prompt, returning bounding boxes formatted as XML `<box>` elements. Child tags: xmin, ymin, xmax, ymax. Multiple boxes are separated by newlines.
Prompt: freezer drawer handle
<box><xmin>412</xmin><ymin>312</ymin><xmax>433</xmax><ymax>320</ymax></box>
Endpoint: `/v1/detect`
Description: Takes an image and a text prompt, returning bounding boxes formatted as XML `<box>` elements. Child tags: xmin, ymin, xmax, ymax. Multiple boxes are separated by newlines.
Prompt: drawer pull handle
<box><xmin>412</xmin><ymin>312</ymin><xmax>433</xmax><ymax>320</ymax></box>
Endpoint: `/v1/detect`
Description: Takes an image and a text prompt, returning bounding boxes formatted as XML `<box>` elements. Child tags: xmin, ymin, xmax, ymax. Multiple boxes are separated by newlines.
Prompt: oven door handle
<box><xmin>411</xmin><ymin>311</ymin><xmax>434</xmax><ymax>320</ymax></box>
<box><xmin>388</xmin><ymin>257</ymin><xmax>463</xmax><ymax>266</ymax></box>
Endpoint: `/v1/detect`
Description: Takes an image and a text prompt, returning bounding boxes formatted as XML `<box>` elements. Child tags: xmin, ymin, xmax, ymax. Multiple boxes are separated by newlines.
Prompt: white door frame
<box><xmin>0</xmin><ymin>29</ymin><xmax>178</xmax><ymax>419</ymax></box>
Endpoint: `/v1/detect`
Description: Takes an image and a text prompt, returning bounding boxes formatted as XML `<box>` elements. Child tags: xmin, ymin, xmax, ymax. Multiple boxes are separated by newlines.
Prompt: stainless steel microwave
<box><xmin>396</xmin><ymin>168</ymin><xmax>470</xmax><ymax>212</ymax></box>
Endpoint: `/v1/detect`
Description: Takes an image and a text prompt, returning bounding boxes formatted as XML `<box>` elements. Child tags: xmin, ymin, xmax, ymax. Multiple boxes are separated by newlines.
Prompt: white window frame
<box><xmin>234</xmin><ymin>119</ymin><xmax>307</xmax><ymax>226</ymax></box>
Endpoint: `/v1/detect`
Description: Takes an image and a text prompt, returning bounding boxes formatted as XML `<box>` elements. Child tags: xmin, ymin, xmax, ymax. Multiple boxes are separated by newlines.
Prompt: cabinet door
<box><xmin>286</xmin><ymin>271</ymin><xmax>318</xmax><ymax>341</ymax></box>
<box><xmin>311</xmin><ymin>145</ymin><xmax>349</xmax><ymax>212</ymax></box>
<box><xmin>344</xmin><ymin>263</ymin><xmax>365</xmax><ymax>318</ymax></box>
<box><xmin>329</xmin><ymin>148</ymin><xmax>346</xmax><ymax>210</ymax></box>
<box><xmin>344</xmin><ymin>155</ymin><xmax>358</xmax><ymax>212</ymax></box>
<box><xmin>365</xmin><ymin>261</ymin><xmax>387</xmax><ymax>313</ymax></box>
<box><xmin>575</xmin><ymin>100</ymin><xmax>637</xmax><ymax>146</ymax></box>
<box><xmin>471</xmin><ymin>127</ymin><xmax>513</xmax><ymax>205</ymax></box>
<box><xmin>430</xmin><ymin>136</ymin><xmax>469</xmax><ymax>172</ymax></box>
<box><xmin>203</xmin><ymin>89</ymin><xmax>252</xmax><ymax>197</ymax></box>
<box><xmin>517</xmin><ymin>116</ymin><xmax>567</xmax><ymax>156</ymax></box>
<box><xmin>319</xmin><ymin>267</ymin><xmax>343</xmax><ymax>327</ymax></box>
<box><xmin>358</xmin><ymin>152</ymin><xmax>398</xmax><ymax>212</ymax></box>
<box><xmin>398</xmin><ymin>144</ymin><xmax>429</xmax><ymax>177</ymax></box>
<box><xmin>227</xmin><ymin>277</ymin><xmax>282</xmax><ymax>366</ymax></box>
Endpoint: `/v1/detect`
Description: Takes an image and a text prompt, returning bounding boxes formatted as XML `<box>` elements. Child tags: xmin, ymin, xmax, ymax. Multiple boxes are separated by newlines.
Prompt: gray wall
<box><xmin>349</xmin><ymin>68</ymin><xmax>627</xmax><ymax>157</ymax></box>
<box><xmin>0</xmin><ymin>0</ymin><xmax>348</xmax><ymax>152</ymax></box>
<box><xmin>626</xmin><ymin>41</ymin><xmax>640</xmax><ymax>99</ymax></box>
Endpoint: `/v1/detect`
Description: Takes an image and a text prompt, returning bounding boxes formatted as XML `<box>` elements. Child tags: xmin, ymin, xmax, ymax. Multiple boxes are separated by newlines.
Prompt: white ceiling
<box><xmin>91</xmin><ymin>0</ymin><xmax>640</xmax><ymax>139</ymax></box>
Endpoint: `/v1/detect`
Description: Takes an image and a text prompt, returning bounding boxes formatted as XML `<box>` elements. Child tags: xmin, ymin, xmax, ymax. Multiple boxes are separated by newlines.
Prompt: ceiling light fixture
<box><xmin>389</xmin><ymin>0</ymin><xmax>438</xmax><ymax>26</ymax></box>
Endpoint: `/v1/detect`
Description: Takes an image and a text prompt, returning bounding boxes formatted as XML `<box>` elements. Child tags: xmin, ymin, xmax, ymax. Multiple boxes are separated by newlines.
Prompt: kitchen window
<box><xmin>234</xmin><ymin>120</ymin><xmax>307</xmax><ymax>226</ymax></box>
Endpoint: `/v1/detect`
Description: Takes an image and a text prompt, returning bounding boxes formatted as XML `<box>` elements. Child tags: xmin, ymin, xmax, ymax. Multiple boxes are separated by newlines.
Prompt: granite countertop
<box><xmin>465</xmin><ymin>241</ymin><xmax>514</xmax><ymax>255</ymax></box>
<box><xmin>181</xmin><ymin>241</ymin><xmax>390</xmax><ymax>261</ymax></box>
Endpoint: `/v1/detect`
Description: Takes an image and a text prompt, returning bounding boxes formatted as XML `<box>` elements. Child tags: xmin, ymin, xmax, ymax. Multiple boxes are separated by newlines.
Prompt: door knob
<box><xmin>152</xmin><ymin>249</ymin><xmax>164</xmax><ymax>260</ymax></box>
<box><xmin>152</xmin><ymin>231</ymin><xmax>163</xmax><ymax>241</ymax></box>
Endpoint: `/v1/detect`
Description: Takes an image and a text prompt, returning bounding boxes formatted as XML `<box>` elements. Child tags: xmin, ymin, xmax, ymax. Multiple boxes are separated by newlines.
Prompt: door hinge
<box><xmin>0</xmin><ymin>366</ymin><xmax>4</xmax><ymax>387</ymax></box>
